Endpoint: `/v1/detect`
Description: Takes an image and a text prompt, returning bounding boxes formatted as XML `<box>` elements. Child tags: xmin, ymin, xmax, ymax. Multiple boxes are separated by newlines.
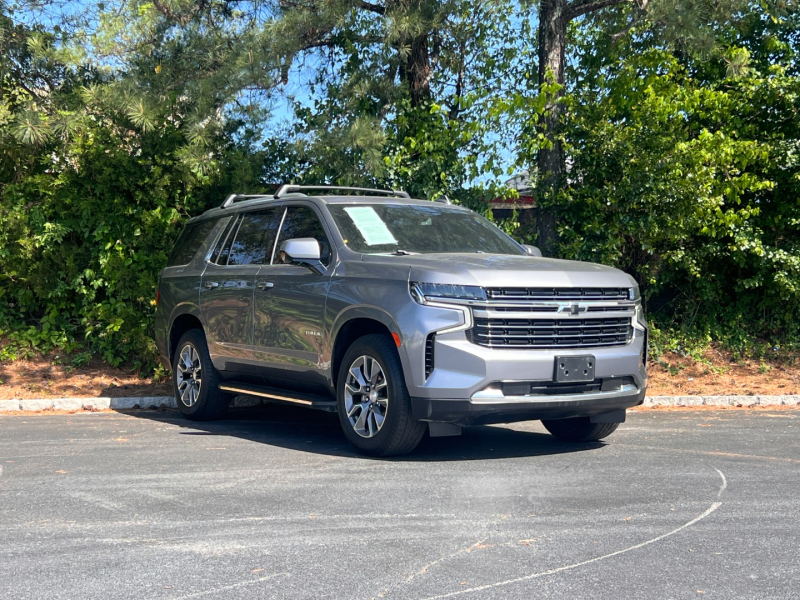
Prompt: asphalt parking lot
<box><xmin>1</xmin><ymin>406</ymin><xmax>798</xmax><ymax>600</ymax></box>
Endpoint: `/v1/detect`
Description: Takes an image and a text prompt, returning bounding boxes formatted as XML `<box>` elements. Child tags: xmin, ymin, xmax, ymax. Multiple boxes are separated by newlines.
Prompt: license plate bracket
<box><xmin>554</xmin><ymin>355</ymin><xmax>596</xmax><ymax>383</ymax></box>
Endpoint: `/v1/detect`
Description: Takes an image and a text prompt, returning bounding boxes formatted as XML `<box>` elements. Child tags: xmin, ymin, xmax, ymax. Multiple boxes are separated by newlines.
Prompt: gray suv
<box><xmin>155</xmin><ymin>185</ymin><xmax>647</xmax><ymax>456</ymax></box>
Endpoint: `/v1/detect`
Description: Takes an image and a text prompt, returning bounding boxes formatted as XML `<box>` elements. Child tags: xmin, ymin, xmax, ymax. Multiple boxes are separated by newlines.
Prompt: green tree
<box><xmin>533</xmin><ymin>0</ymin><xmax>749</xmax><ymax>255</ymax></box>
<box><xmin>0</xmin><ymin>8</ymin><xmax>276</xmax><ymax>366</ymax></box>
<box><xmin>557</xmin><ymin>4</ymin><xmax>800</xmax><ymax>346</ymax></box>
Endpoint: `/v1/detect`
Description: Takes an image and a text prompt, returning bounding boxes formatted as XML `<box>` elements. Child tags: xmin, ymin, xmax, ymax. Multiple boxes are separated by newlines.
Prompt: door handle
<box><xmin>257</xmin><ymin>281</ymin><xmax>274</xmax><ymax>291</ymax></box>
<box><xmin>204</xmin><ymin>281</ymin><xmax>219</xmax><ymax>289</ymax></box>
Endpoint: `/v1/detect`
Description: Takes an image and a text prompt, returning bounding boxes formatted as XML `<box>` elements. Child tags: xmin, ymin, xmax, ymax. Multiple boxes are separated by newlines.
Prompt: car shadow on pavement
<box><xmin>125</xmin><ymin>403</ymin><xmax>607</xmax><ymax>461</ymax></box>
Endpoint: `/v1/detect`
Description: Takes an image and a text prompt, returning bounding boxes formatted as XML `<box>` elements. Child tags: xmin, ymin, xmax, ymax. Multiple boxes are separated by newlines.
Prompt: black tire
<box><xmin>336</xmin><ymin>334</ymin><xmax>426</xmax><ymax>457</ymax></box>
<box><xmin>541</xmin><ymin>417</ymin><xmax>620</xmax><ymax>442</ymax></box>
<box><xmin>172</xmin><ymin>329</ymin><xmax>231</xmax><ymax>421</ymax></box>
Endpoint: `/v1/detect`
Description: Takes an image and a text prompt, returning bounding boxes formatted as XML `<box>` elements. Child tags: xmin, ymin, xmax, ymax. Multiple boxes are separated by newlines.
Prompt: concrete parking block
<box><xmin>0</xmin><ymin>400</ymin><xmax>21</xmax><ymax>412</ymax></box>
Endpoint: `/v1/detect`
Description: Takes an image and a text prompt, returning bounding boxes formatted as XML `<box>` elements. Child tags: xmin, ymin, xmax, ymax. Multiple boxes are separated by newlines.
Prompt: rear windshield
<box><xmin>327</xmin><ymin>203</ymin><xmax>524</xmax><ymax>255</ymax></box>
<box><xmin>167</xmin><ymin>219</ymin><xmax>219</xmax><ymax>266</ymax></box>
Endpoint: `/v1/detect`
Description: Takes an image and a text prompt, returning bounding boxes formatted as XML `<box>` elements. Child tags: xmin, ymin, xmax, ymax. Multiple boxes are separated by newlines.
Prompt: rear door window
<box><xmin>227</xmin><ymin>209</ymin><xmax>283</xmax><ymax>266</ymax></box>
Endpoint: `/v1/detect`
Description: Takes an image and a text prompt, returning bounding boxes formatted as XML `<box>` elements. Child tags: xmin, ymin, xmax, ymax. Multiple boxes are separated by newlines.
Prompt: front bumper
<box><xmin>411</xmin><ymin>385</ymin><xmax>645</xmax><ymax>426</ymax></box>
<box><xmin>401</xmin><ymin>316</ymin><xmax>647</xmax><ymax>425</ymax></box>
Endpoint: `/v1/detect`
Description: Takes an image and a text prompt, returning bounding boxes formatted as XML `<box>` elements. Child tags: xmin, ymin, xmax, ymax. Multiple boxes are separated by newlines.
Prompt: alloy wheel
<box><xmin>344</xmin><ymin>355</ymin><xmax>389</xmax><ymax>438</ymax></box>
<box><xmin>176</xmin><ymin>343</ymin><xmax>202</xmax><ymax>407</ymax></box>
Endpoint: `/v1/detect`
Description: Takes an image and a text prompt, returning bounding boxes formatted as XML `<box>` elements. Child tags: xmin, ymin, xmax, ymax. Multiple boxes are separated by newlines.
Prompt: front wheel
<box><xmin>541</xmin><ymin>417</ymin><xmax>620</xmax><ymax>442</ymax></box>
<box><xmin>172</xmin><ymin>329</ymin><xmax>231</xmax><ymax>421</ymax></box>
<box><xmin>336</xmin><ymin>334</ymin><xmax>425</xmax><ymax>457</ymax></box>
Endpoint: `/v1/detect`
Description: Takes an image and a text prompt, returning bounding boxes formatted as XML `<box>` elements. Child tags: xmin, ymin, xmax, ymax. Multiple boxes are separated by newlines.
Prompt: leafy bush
<box><xmin>0</xmin><ymin>18</ymin><xmax>271</xmax><ymax>369</ymax></box>
<box><xmin>552</xmin><ymin>11</ymin><xmax>800</xmax><ymax>352</ymax></box>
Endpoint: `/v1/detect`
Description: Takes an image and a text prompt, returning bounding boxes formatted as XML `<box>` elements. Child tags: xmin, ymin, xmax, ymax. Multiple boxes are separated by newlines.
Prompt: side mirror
<box><xmin>522</xmin><ymin>244</ymin><xmax>542</xmax><ymax>257</ymax></box>
<box><xmin>281</xmin><ymin>238</ymin><xmax>324</xmax><ymax>274</ymax></box>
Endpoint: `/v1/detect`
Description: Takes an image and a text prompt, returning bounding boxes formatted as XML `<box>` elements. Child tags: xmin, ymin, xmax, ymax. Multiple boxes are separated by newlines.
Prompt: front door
<box><xmin>253</xmin><ymin>205</ymin><xmax>333</xmax><ymax>387</ymax></box>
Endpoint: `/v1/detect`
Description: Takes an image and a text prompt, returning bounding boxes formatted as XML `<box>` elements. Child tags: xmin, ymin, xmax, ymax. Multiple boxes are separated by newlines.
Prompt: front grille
<box><xmin>486</xmin><ymin>287</ymin><xmax>630</xmax><ymax>302</ymax></box>
<box><xmin>470</xmin><ymin>317</ymin><xmax>632</xmax><ymax>349</ymax></box>
<box><xmin>492</xmin><ymin>306</ymin><xmax>559</xmax><ymax>313</ymax></box>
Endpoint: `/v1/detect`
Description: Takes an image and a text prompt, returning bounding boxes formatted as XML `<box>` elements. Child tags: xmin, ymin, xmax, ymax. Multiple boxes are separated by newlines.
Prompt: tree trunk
<box><xmin>536</xmin><ymin>0</ymin><xmax>568</xmax><ymax>256</ymax></box>
<box><xmin>401</xmin><ymin>33</ymin><xmax>432</xmax><ymax>108</ymax></box>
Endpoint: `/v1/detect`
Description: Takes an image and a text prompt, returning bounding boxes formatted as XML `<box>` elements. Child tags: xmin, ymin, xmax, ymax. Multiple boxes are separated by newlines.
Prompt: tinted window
<box><xmin>276</xmin><ymin>206</ymin><xmax>332</xmax><ymax>266</ymax></box>
<box><xmin>214</xmin><ymin>215</ymin><xmax>240</xmax><ymax>265</ymax></box>
<box><xmin>167</xmin><ymin>218</ymin><xmax>219</xmax><ymax>267</ymax></box>
<box><xmin>209</xmin><ymin>217</ymin><xmax>237</xmax><ymax>264</ymax></box>
<box><xmin>328</xmin><ymin>204</ymin><xmax>524</xmax><ymax>255</ymax></box>
<box><xmin>227</xmin><ymin>209</ymin><xmax>282</xmax><ymax>266</ymax></box>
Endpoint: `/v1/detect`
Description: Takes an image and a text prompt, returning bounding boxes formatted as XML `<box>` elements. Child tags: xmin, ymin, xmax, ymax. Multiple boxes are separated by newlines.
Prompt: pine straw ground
<box><xmin>0</xmin><ymin>346</ymin><xmax>798</xmax><ymax>401</ymax></box>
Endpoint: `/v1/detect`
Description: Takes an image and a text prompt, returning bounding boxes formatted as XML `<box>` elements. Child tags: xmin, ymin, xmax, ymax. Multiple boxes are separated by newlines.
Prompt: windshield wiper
<box><xmin>391</xmin><ymin>249</ymin><xmax>416</xmax><ymax>256</ymax></box>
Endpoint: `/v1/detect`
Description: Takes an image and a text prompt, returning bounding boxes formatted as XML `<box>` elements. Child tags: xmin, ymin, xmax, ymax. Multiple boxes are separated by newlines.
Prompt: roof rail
<box><xmin>220</xmin><ymin>194</ymin><xmax>271</xmax><ymax>208</ymax></box>
<box><xmin>273</xmin><ymin>185</ymin><xmax>411</xmax><ymax>199</ymax></box>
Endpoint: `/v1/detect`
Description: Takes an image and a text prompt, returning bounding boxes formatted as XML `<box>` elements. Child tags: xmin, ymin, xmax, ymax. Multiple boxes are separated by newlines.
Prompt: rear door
<box><xmin>200</xmin><ymin>208</ymin><xmax>282</xmax><ymax>372</ymax></box>
<box><xmin>252</xmin><ymin>204</ymin><xmax>334</xmax><ymax>387</ymax></box>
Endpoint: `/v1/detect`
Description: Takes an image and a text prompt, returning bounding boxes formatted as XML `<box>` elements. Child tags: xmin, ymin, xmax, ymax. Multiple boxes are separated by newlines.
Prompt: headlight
<box><xmin>410</xmin><ymin>282</ymin><xmax>487</xmax><ymax>304</ymax></box>
<box><xmin>629</xmin><ymin>286</ymin><xmax>641</xmax><ymax>301</ymax></box>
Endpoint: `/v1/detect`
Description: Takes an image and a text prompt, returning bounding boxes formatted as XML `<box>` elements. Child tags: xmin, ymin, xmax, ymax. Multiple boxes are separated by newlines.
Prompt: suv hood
<box><xmin>360</xmin><ymin>253</ymin><xmax>636</xmax><ymax>289</ymax></box>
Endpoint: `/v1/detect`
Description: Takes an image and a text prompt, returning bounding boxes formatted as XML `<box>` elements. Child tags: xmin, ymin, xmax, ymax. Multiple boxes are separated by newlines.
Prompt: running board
<box><xmin>219</xmin><ymin>382</ymin><xmax>337</xmax><ymax>412</ymax></box>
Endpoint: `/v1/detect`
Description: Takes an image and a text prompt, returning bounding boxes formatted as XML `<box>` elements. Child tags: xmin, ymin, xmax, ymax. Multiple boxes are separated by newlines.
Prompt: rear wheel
<box><xmin>172</xmin><ymin>329</ymin><xmax>231</xmax><ymax>421</ymax></box>
<box><xmin>541</xmin><ymin>417</ymin><xmax>620</xmax><ymax>442</ymax></box>
<box><xmin>336</xmin><ymin>334</ymin><xmax>425</xmax><ymax>456</ymax></box>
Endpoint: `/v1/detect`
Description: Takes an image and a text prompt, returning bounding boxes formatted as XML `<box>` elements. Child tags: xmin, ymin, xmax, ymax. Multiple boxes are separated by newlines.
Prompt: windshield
<box><xmin>328</xmin><ymin>203</ymin><xmax>525</xmax><ymax>255</ymax></box>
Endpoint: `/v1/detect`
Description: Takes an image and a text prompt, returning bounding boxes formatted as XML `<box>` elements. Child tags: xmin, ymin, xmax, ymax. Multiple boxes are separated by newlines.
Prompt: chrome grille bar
<box><xmin>467</xmin><ymin>289</ymin><xmax>635</xmax><ymax>349</ymax></box>
<box><xmin>486</xmin><ymin>287</ymin><xmax>630</xmax><ymax>302</ymax></box>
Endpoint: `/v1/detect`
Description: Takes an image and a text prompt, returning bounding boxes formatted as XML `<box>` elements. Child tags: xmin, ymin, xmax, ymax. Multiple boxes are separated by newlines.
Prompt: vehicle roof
<box><xmin>189</xmin><ymin>193</ymin><xmax>467</xmax><ymax>223</ymax></box>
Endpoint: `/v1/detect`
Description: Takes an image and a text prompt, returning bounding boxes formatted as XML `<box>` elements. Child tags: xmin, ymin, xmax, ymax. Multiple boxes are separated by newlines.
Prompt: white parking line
<box><xmin>422</xmin><ymin>467</ymin><xmax>728</xmax><ymax>600</ymax></box>
<box><xmin>170</xmin><ymin>572</ymin><xmax>289</xmax><ymax>600</ymax></box>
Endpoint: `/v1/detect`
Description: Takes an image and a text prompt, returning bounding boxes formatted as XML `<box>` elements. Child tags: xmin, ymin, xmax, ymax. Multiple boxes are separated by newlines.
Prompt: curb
<box><xmin>1</xmin><ymin>394</ymin><xmax>799</xmax><ymax>413</ymax></box>
<box><xmin>643</xmin><ymin>395</ymin><xmax>800</xmax><ymax>407</ymax></box>
<box><xmin>0</xmin><ymin>396</ymin><xmax>176</xmax><ymax>412</ymax></box>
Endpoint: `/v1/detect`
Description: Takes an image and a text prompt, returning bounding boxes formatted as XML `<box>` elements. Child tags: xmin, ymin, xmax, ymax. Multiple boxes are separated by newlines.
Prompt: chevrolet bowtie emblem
<box><xmin>559</xmin><ymin>303</ymin><xmax>588</xmax><ymax>315</ymax></box>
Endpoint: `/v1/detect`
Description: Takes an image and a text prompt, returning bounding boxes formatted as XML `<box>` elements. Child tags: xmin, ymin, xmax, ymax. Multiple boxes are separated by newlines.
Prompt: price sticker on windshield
<box><xmin>343</xmin><ymin>206</ymin><xmax>398</xmax><ymax>246</ymax></box>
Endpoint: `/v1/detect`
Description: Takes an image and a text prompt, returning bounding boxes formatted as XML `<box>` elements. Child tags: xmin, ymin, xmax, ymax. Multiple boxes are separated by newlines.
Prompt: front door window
<box><xmin>275</xmin><ymin>206</ymin><xmax>332</xmax><ymax>266</ymax></box>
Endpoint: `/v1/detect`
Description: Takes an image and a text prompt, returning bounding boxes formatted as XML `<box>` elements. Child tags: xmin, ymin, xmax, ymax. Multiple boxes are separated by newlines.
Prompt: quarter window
<box><xmin>213</xmin><ymin>215</ymin><xmax>240</xmax><ymax>265</ymax></box>
<box><xmin>167</xmin><ymin>218</ymin><xmax>219</xmax><ymax>267</ymax></box>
